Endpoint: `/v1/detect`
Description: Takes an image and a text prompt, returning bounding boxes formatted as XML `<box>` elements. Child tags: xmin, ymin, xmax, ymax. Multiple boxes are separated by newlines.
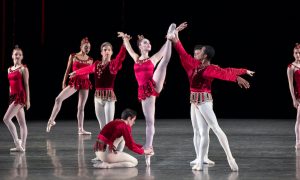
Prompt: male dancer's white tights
<box><xmin>192</xmin><ymin>101</ymin><xmax>238</xmax><ymax>171</ymax></box>
<box><xmin>3</xmin><ymin>103</ymin><xmax>27</xmax><ymax>151</ymax></box>
<box><xmin>94</xmin><ymin>97</ymin><xmax>124</xmax><ymax>151</ymax></box>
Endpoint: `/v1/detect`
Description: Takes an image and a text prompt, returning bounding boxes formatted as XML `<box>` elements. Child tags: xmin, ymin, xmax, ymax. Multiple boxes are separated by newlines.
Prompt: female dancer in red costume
<box><xmin>168</xmin><ymin>22</ymin><xmax>255</xmax><ymax>171</ymax></box>
<box><xmin>46</xmin><ymin>37</ymin><xmax>93</xmax><ymax>135</ymax></box>
<box><xmin>93</xmin><ymin>108</ymin><xmax>153</xmax><ymax>168</ymax></box>
<box><xmin>3</xmin><ymin>45</ymin><xmax>30</xmax><ymax>152</ymax></box>
<box><xmin>287</xmin><ymin>43</ymin><xmax>300</xmax><ymax>149</ymax></box>
<box><xmin>118</xmin><ymin>23</ymin><xmax>176</xmax><ymax>165</ymax></box>
<box><xmin>70</xmin><ymin>34</ymin><xmax>127</xmax><ymax>158</ymax></box>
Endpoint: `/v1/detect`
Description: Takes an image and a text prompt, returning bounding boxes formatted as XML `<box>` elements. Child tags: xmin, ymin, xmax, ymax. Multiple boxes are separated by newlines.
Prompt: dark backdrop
<box><xmin>0</xmin><ymin>0</ymin><xmax>299</xmax><ymax>121</ymax></box>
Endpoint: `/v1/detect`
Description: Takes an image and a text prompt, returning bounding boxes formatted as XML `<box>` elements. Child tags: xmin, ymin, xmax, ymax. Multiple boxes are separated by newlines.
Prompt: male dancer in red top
<box><xmin>93</xmin><ymin>108</ymin><xmax>153</xmax><ymax>168</ymax></box>
<box><xmin>167</xmin><ymin>22</ymin><xmax>255</xmax><ymax>171</ymax></box>
<box><xmin>70</xmin><ymin>34</ymin><xmax>127</xmax><ymax>161</ymax></box>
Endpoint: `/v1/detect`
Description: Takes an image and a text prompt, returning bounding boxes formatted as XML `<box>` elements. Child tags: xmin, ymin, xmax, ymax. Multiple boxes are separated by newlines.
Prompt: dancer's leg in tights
<box><xmin>3</xmin><ymin>103</ymin><xmax>25</xmax><ymax>151</ymax></box>
<box><xmin>190</xmin><ymin>104</ymin><xmax>214</xmax><ymax>166</ymax></box>
<box><xmin>16</xmin><ymin>108</ymin><xmax>27</xmax><ymax>150</ymax></box>
<box><xmin>47</xmin><ymin>86</ymin><xmax>77</xmax><ymax>132</ymax></box>
<box><xmin>94</xmin><ymin>150</ymin><xmax>138</xmax><ymax>168</ymax></box>
<box><xmin>296</xmin><ymin>106</ymin><xmax>300</xmax><ymax>148</ymax></box>
<box><xmin>196</xmin><ymin>102</ymin><xmax>238</xmax><ymax>171</ymax></box>
<box><xmin>77</xmin><ymin>89</ymin><xmax>90</xmax><ymax>134</ymax></box>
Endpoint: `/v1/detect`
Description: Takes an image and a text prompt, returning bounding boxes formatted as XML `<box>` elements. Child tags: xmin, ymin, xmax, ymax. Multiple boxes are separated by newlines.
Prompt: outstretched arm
<box><xmin>287</xmin><ymin>65</ymin><xmax>298</xmax><ymax>108</ymax></box>
<box><xmin>21</xmin><ymin>66</ymin><xmax>30</xmax><ymax>110</ymax></box>
<box><xmin>62</xmin><ymin>55</ymin><xmax>73</xmax><ymax>89</ymax></box>
<box><xmin>118</xmin><ymin>32</ymin><xmax>139</xmax><ymax>62</ymax></box>
<box><xmin>69</xmin><ymin>63</ymin><xmax>95</xmax><ymax>78</ymax></box>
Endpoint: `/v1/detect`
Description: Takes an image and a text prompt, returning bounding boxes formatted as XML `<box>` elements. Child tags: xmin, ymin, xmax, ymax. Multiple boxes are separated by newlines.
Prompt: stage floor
<box><xmin>0</xmin><ymin>118</ymin><xmax>297</xmax><ymax>180</ymax></box>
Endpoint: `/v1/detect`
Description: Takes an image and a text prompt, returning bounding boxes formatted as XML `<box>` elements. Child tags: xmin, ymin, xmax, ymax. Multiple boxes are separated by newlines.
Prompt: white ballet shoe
<box><xmin>93</xmin><ymin>161</ymin><xmax>109</xmax><ymax>168</ymax></box>
<box><xmin>167</xmin><ymin>23</ymin><xmax>176</xmax><ymax>34</ymax></box>
<box><xmin>78</xmin><ymin>128</ymin><xmax>91</xmax><ymax>135</ymax></box>
<box><xmin>192</xmin><ymin>163</ymin><xmax>203</xmax><ymax>171</ymax></box>
<box><xmin>204</xmin><ymin>158</ymin><xmax>215</xmax><ymax>165</ymax></box>
<box><xmin>10</xmin><ymin>139</ymin><xmax>25</xmax><ymax>152</ymax></box>
<box><xmin>91</xmin><ymin>156</ymin><xmax>101</xmax><ymax>163</ymax></box>
<box><xmin>228</xmin><ymin>158</ymin><xmax>239</xmax><ymax>171</ymax></box>
<box><xmin>145</xmin><ymin>155</ymin><xmax>151</xmax><ymax>166</ymax></box>
<box><xmin>190</xmin><ymin>158</ymin><xmax>215</xmax><ymax>166</ymax></box>
<box><xmin>46</xmin><ymin>120</ymin><xmax>56</xmax><ymax>132</ymax></box>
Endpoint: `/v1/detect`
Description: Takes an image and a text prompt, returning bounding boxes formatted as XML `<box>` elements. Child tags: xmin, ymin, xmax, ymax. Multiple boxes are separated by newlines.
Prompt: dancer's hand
<box><xmin>247</xmin><ymin>70</ymin><xmax>255</xmax><ymax>76</ymax></box>
<box><xmin>26</xmin><ymin>100</ymin><xmax>30</xmax><ymax>110</ymax></box>
<box><xmin>117</xmin><ymin>32</ymin><xmax>131</xmax><ymax>40</ymax></box>
<box><xmin>69</xmin><ymin>72</ymin><xmax>76</xmax><ymax>78</ymax></box>
<box><xmin>176</xmin><ymin>22</ymin><xmax>188</xmax><ymax>32</ymax></box>
<box><xmin>236</xmin><ymin>76</ymin><xmax>250</xmax><ymax>89</ymax></box>
<box><xmin>144</xmin><ymin>148</ymin><xmax>153</xmax><ymax>155</ymax></box>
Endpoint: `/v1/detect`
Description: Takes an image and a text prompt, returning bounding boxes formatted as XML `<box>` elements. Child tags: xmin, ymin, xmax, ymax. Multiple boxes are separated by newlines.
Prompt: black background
<box><xmin>1</xmin><ymin>0</ymin><xmax>299</xmax><ymax>121</ymax></box>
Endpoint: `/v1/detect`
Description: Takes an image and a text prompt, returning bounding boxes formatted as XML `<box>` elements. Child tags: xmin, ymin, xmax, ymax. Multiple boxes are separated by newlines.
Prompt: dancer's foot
<box><xmin>78</xmin><ymin>128</ymin><xmax>91</xmax><ymax>135</ymax></box>
<box><xmin>190</xmin><ymin>158</ymin><xmax>215</xmax><ymax>166</ymax></box>
<box><xmin>46</xmin><ymin>120</ymin><xmax>56</xmax><ymax>132</ymax></box>
<box><xmin>10</xmin><ymin>139</ymin><xmax>25</xmax><ymax>152</ymax></box>
<box><xmin>192</xmin><ymin>163</ymin><xmax>203</xmax><ymax>171</ymax></box>
<box><xmin>167</xmin><ymin>23</ymin><xmax>176</xmax><ymax>35</ymax></box>
<box><xmin>93</xmin><ymin>161</ymin><xmax>109</xmax><ymax>168</ymax></box>
<box><xmin>228</xmin><ymin>158</ymin><xmax>239</xmax><ymax>171</ymax></box>
<box><xmin>91</xmin><ymin>156</ymin><xmax>101</xmax><ymax>163</ymax></box>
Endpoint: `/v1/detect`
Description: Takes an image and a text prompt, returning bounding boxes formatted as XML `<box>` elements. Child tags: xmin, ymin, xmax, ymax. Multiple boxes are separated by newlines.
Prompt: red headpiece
<box><xmin>81</xmin><ymin>37</ymin><xmax>90</xmax><ymax>45</ymax></box>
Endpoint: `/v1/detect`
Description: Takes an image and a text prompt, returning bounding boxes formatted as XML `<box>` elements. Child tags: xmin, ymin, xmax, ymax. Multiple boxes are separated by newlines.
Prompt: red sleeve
<box><xmin>203</xmin><ymin>65</ymin><xmax>247</xmax><ymax>82</ymax></box>
<box><xmin>174</xmin><ymin>41</ymin><xmax>201</xmax><ymax>72</ymax></box>
<box><xmin>121</xmin><ymin>125</ymin><xmax>144</xmax><ymax>155</ymax></box>
<box><xmin>110</xmin><ymin>45</ymin><xmax>126</xmax><ymax>74</ymax></box>
<box><xmin>74</xmin><ymin>63</ymin><xmax>95</xmax><ymax>75</ymax></box>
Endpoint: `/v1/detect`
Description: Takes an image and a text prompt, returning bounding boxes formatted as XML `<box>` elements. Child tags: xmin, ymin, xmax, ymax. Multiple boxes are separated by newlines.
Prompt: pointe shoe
<box><xmin>192</xmin><ymin>163</ymin><xmax>203</xmax><ymax>171</ymax></box>
<box><xmin>167</xmin><ymin>23</ymin><xmax>176</xmax><ymax>34</ymax></box>
<box><xmin>46</xmin><ymin>120</ymin><xmax>56</xmax><ymax>132</ymax></box>
<box><xmin>204</xmin><ymin>158</ymin><xmax>215</xmax><ymax>165</ymax></box>
<box><xmin>10</xmin><ymin>139</ymin><xmax>25</xmax><ymax>152</ymax></box>
<box><xmin>145</xmin><ymin>155</ymin><xmax>151</xmax><ymax>166</ymax></box>
<box><xmin>190</xmin><ymin>159</ymin><xmax>198</xmax><ymax>166</ymax></box>
<box><xmin>78</xmin><ymin>128</ymin><xmax>92</xmax><ymax>135</ymax></box>
<box><xmin>228</xmin><ymin>158</ymin><xmax>239</xmax><ymax>171</ymax></box>
<box><xmin>91</xmin><ymin>156</ymin><xmax>101</xmax><ymax>163</ymax></box>
<box><xmin>93</xmin><ymin>161</ymin><xmax>109</xmax><ymax>168</ymax></box>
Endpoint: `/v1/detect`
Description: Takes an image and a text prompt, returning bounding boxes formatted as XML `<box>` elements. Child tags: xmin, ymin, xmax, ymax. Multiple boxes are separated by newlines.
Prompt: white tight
<box><xmin>95</xmin><ymin>150</ymin><xmax>138</xmax><ymax>168</ymax></box>
<box><xmin>49</xmin><ymin>86</ymin><xmax>89</xmax><ymax>130</ymax></box>
<box><xmin>190</xmin><ymin>104</ymin><xmax>210</xmax><ymax>161</ymax></box>
<box><xmin>3</xmin><ymin>103</ymin><xmax>27</xmax><ymax>149</ymax></box>
<box><xmin>193</xmin><ymin>102</ymin><xmax>235</xmax><ymax>164</ymax></box>
<box><xmin>142</xmin><ymin>40</ymin><xmax>172</xmax><ymax>149</ymax></box>
<box><xmin>296</xmin><ymin>106</ymin><xmax>300</xmax><ymax>145</ymax></box>
<box><xmin>94</xmin><ymin>97</ymin><xmax>124</xmax><ymax>151</ymax></box>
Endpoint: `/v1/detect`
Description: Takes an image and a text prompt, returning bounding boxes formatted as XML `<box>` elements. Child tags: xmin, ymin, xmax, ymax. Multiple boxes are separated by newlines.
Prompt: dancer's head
<box><xmin>12</xmin><ymin>45</ymin><xmax>23</xmax><ymax>65</ymax></box>
<box><xmin>80</xmin><ymin>37</ymin><xmax>91</xmax><ymax>54</ymax></box>
<box><xmin>294</xmin><ymin>43</ymin><xmax>300</xmax><ymax>61</ymax></box>
<box><xmin>121</xmin><ymin>108</ymin><xmax>137</xmax><ymax>127</ymax></box>
<box><xmin>100</xmin><ymin>42</ymin><xmax>113</xmax><ymax>61</ymax></box>
<box><xmin>194</xmin><ymin>45</ymin><xmax>215</xmax><ymax>61</ymax></box>
<box><xmin>137</xmin><ymin>35</ymin><xmax>151</xmax><ymax>53</ymax></box>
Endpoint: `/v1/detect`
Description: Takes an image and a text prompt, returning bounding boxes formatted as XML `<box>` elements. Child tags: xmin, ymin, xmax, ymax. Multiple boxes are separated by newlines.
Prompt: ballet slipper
<box><xmin>78</xmin><ymin>128</ymin><xmax>91</xmax><ymax>135</ymax></box>
<box><xmin>93</xmin><ymin>161</ymin><xmax>109</xmax><ymax>168</ymax></box>
<box><xmin>46</xmin><ymin>120</ymin><xmax>56</xmax><ymax>132</ymax></box>
<box><xmin>228</xmin><ymin>158</ymin><xmax>239</xmax><ymax>171</ymax></box>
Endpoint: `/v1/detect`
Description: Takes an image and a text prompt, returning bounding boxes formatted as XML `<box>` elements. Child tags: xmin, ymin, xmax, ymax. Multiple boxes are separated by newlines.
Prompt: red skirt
<box><xmin>9</xmin><ymin>91</ymin><xmax>26</xmax><ymax>105</ymax></box>
<box><xmin>137</xmin><ymin>79</ymin><xmax>159</xmax><ymax>101</ymax></box>
<box><xmin>68</xmin><ymin>77</ymin><xmax>92</xmax><ymax>90</ymax></box>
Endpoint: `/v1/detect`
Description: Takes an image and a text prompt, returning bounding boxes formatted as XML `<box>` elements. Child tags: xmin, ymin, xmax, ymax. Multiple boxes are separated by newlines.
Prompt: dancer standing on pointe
<box><xmin>168</xmin><ymin>22</ymin><xmax>255</xmax><ymax>171</ymax></box>
<box><xmin>3</xmin><ymin>45</ymin><xmax>30</xmax><ymax>152</ymax></box>
<box><xmin>46</xmin><ymin>37</ymin><xmax>93</xmax><ymax>135</ymax></box>
<box><xmin>117</xmin><ymin>23</ymin><xmax>176</xmax><ymax>165</ymax></box>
